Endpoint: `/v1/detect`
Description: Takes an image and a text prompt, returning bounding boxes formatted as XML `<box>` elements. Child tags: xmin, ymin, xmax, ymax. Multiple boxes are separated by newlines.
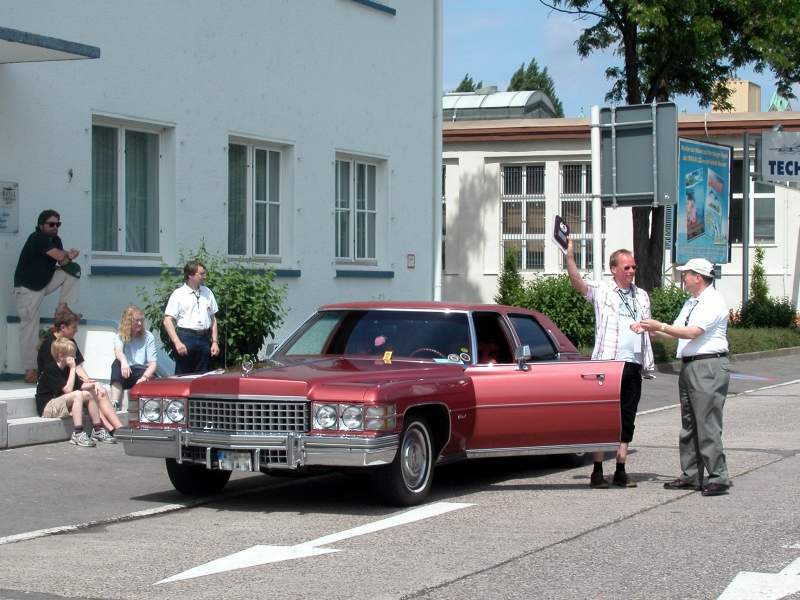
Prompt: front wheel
<box><xmin>165</xmin><ymin>459</ymin><xmax>231</xmax><ymax>496</ymax></box>
<box><xmin>373</xmin><ymin>417</ymin><xmax>434</xmax><ymax>506</ymax></box>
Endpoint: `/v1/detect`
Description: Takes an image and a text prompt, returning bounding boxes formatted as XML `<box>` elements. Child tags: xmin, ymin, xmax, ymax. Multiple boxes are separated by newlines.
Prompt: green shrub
<box><xmin>518</xmin><ymin>274</ymin><xmax>595</xmax><ymax>348</ymax></box>
<box><xmin>737</xmin><ymin>247</ymin><xmax>797</xmax><ymax>328</ymax></box>
<box><xmin>649</xmin><ymin>283</ymin><xmax>690</xmax><ymax>324</ymax></box>
<box><xmin>495</xmin><ymin>250</ymin><xmax>524</xmax><ymax>306</ymax></box>
<box><xmin>139</xmin><ymin>246</ymin><xmax>287</xmax><ymax>368</ymax></box>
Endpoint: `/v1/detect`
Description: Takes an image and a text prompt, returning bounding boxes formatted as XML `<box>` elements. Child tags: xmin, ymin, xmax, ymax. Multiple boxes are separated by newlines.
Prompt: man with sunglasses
<box><xmin>565</xmin><ymin>238</ymin><xmax>654</xmax><ymax>489</ymax></box>
<box><xmin>13</xmin><ymin>210</ymin><xmax>80</xmax><ymax>384</ymax></box>
<box><xmin>636</xmin><ymin>258</ymin><xmax>731</xmax><ymax>497</ymax></box>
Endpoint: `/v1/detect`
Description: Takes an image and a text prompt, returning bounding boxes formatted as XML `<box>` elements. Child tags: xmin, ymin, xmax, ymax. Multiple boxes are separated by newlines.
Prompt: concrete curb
<box><xmin>654</xmin><ymin>345</ymin><xmax>800</xmax><ymax>374</ymax></box>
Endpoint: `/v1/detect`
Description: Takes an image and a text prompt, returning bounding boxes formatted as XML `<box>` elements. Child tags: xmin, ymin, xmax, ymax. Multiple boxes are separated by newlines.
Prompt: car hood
<box><xmin>179</xmin><ymin>356</ymin><xmax>467</xmax><ymax>398</ymax></box>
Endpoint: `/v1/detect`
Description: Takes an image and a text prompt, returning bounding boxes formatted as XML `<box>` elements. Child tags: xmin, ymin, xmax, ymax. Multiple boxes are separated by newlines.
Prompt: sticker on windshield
<box><xmin>447</xmin><ymin>353</ymin><xmax>460</xmax><ymax>362</ymax></box>
<box><xmin>459</xmin><ymin>352</ymin><xmax>471</xmax><ymax>362</ymax></box>
<box><xmin>382</xmin><ymin>350</ymin><xmax>393</xmax><ymax>364</ymax></box>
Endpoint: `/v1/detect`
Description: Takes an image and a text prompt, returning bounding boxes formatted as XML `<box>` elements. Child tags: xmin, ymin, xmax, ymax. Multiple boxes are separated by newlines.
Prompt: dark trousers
<box><xmin>620</xmin><ymin>362</ymin><xmax>643</xmax><ymax>443</ymax></box>
<box><xmin>175</xmin><ymin>331</ymin><xmax>211</xmax><ymax>375</ymax></box>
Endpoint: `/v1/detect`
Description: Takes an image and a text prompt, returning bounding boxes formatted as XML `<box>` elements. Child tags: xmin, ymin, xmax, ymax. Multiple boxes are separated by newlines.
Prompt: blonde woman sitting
<box><xmin>110</xmin><ymin>305</ymin><xmax>157</xmax><ymax>409</ymax></box>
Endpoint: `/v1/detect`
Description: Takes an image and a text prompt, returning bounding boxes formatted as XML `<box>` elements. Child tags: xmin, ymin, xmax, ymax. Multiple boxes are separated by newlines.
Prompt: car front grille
<box><xmin>188</xmin><ymin>397</ymin><xmax>309</xmax><ymax>433</ymax></box>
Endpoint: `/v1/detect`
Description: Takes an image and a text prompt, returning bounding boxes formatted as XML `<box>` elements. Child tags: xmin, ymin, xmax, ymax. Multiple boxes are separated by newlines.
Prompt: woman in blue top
<box><xmin>110</xmin><ymin>305</ymin><xmax>157</xmax><ymax>408</ymax></box>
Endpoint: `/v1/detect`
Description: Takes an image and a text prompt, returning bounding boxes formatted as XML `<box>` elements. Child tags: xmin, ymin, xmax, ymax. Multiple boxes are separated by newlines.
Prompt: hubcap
<box><xmin>400</xmin><ymin>425</ymin><xmax>430</xmax><ymax>492</ymax></box>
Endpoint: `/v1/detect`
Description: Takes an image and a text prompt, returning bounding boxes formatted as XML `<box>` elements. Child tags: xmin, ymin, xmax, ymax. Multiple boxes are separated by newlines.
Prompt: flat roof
<box><xmin>0</xmin><ymin>26</ymin><xmax>100</xmax><ymax>64</ymax></box>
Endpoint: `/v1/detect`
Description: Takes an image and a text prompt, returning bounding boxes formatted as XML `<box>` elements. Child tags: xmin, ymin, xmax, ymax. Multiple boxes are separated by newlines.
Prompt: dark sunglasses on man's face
<box><xmin>622</xmin><ymin>265</ymin><xmax>637</xmax><ymax>271</ymax></box>
<box><xmin>44</xmin><ymin>221</ymin><xmax>62</xmax><ymax>227</ymax></box>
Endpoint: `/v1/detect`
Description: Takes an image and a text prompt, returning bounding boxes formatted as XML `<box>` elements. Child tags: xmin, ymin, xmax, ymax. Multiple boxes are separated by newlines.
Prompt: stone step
<box><xmin>1</xmin><ymin>395</ymin><xmax>38</xmax><ymax>419</ymax></box>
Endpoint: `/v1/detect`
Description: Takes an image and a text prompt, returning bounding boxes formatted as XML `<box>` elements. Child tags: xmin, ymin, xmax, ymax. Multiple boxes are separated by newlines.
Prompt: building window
<box><xmin>729</xmin><ymin>159</ymin><xmax>775</xmax><ymax>244</ymax></box>
<box><xmin>559</xmin><ymin>163</ymin><xmax>604</xmax><ymax>270</ymax></box>
<box><xmin>335</xmin><ymin>157</ymin><xmax>377</xmax><ymax>261</ymax></box>
<box><xmin>228</xmin><ymin>142</ymin><xmax>281</xmax><ymax>257</ymax></box>
<box><xmin>92</xmin><ymin>124</ymin><xmax>160</xmax><ymax>253</ymax></box>
<box><xmin>501</xmin><ymin>165</ymin><xmax>545</xmax><ymax>270</ymax></box>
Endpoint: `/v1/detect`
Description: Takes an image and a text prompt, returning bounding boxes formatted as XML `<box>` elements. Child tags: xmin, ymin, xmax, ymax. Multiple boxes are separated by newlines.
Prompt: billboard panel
<box><xmin>675</xmin><ymin>138</ymin><xmax>731</xmax><ymax>264</ymax></box>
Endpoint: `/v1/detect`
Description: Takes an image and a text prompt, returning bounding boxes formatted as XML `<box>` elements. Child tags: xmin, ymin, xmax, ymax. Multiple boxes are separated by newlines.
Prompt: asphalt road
<box><xmin>0</xmin><ymin>350</ymin><xmax>798</xmax><ymax>600</ymax></box>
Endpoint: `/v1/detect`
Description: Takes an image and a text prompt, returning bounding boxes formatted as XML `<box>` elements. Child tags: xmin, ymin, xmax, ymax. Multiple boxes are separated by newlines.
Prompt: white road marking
<box><xmin>156</xmin><ymin>501</ymin><xmax>473</xmax><ymax>584</ymax></box>
<box><xmin>0</xmin><ymin>503</ymin><xmax>189</xmax><ymax>546</ymax></box>
<box><xmin>783</xmin><ymin>543</ymin><xmax>800</xmax><ymax>549</ymax></box>
<box><xmin>0</xmin><ymin>479</ymin><xmax>301</xmax><ymax>546</ymax></box>
<box><xmin>718</xmin><ymin>556</ymin><xmax>800</xmax><ymax>599</ymax></box>
<box><xmin>638</xmin><ymin>377</ymin><xmax>800</xmax><ymax>417</ymax></box>
<box><xmin>729</xmin><ymin>373</ymin><xmax>771</xmax><ymax>381</ymax></box>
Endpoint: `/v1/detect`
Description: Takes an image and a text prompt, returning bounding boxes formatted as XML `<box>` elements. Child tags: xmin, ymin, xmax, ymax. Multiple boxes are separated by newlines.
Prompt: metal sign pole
<box><xmin>742</xmin><ymin>132</ymin><xmax>750</xmax><ymax>305</ymax></box>
<box><xmin>591</xmin><ymin>106</ymin><xmax>603</xmax><ymax>281</ymax></box>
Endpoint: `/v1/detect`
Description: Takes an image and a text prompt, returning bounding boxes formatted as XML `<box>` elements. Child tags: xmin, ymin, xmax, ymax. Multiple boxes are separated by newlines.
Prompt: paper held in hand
<box><xmin>552</xmin><ymin>215</ymin><xmax>570</xmax><ymax>254</ymax></box>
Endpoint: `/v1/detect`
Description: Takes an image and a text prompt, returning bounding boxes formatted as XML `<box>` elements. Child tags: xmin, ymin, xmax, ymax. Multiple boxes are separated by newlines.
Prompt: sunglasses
<box><xmin>622</xmin><ymin>265</ymin><xmax>637</xmax><ymax>271</ymax></box>
<box><xmin>44</xmin><ymin>221</ymin><xmax>62</xmax><ymax>227</ymax></box>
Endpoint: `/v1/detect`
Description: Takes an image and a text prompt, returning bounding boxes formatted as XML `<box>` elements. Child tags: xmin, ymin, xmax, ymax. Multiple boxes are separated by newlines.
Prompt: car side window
<box><xmin>508</xmin><ymin>314</ymin><xmax>557</xmax><ymax>361</ymax></box>
<box><xmin>473</xmin><ymin>312</ymin><xmax>514</xmax><ymax>364</ymax></box>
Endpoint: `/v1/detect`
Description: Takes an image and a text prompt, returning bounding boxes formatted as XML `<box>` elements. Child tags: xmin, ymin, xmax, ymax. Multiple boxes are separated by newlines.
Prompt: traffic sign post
<box><xmin>598</xmin><ymin>102</ymin><xmax>678</xmax><ymax>208</ymax></box>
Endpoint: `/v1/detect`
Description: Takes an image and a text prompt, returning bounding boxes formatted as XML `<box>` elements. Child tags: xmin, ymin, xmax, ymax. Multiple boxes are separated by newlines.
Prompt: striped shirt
<box><xmin>585</xmin><ymin>280</ymin><xmax>655</xmax><ymax>374</ymax></box>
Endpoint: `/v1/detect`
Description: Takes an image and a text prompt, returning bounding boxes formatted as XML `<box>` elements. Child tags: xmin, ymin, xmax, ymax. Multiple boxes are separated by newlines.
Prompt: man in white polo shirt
<box><xmin>637</xmin><ymin>257</ymin><xmax>731</xmax><ymax>497</ymax></box>
<box><xmin>163</xmin><ymin>261</ymin><xmax>220</xmax><ymax>374</ymax></box>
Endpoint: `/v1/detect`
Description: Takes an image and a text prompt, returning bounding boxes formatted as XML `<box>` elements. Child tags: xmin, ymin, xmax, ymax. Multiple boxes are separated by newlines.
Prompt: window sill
<box><xmin>335</xmin><ymin>269</ymin><xmax>394</xmax><ymax>279</ymax></box>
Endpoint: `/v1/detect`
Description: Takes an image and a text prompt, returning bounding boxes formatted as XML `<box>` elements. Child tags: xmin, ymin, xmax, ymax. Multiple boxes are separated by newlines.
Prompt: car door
<box><xmin>464</xmin><ymin>313</ymin><xmax>622</xmax><ymax>451</ymax></box>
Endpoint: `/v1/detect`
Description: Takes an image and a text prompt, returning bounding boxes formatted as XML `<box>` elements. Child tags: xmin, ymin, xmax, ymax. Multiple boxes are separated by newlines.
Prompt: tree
<box><xmin>139</xmin><ymin>245</ymin><xmax>287</xmax><ymax>369</ymax></box>
<box><xmin>495</xmin><ymin>250</ymin><xmax>524</xmax><ymax>306</ymax></box>
<box><xmin>507</xmin><ymin>58</ymin><xmax>565</xmax><ymax>117</ymax></box>
<box><xmin>540</xmin><ymin>0</ymin><xmax>800</xmax><ymax>290</ymax></box>
<box><xmin>454</xmin><ymin>73</ymin><xmax>482</xmax><ymax>92</ymax></box>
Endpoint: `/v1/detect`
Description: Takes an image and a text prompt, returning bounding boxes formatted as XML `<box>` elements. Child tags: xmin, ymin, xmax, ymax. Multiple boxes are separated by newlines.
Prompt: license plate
<box><xmin>217</xmin><ymin>450</ymin><xmax>253</xmax><ymax>472</ymax></box>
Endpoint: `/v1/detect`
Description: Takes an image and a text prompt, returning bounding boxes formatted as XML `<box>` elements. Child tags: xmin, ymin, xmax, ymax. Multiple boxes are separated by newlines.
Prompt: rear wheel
<box><xmin>165</xmin><ymin>459</ymin><xmax>231</xmax><ymax>496</ymax></box>
<box><xmin>373</xmin><ymin>417</ymin><xmax>434</xmax><ymax>506</ymax></box>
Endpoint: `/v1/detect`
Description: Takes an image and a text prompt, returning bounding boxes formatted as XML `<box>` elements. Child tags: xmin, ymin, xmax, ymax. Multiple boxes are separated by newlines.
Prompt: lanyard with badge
<box><xmin>617</xmin><ymin>288</ymin><xmax>638</xmax><ymax>320</ymax></box>
<box><xmin>618</xmin><ymin>288</ymin><xmax>642</xmax><ymax>353</ymax></box>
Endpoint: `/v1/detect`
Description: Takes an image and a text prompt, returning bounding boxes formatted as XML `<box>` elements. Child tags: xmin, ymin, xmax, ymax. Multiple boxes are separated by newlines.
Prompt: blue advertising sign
<box><xmin>675</xmin><ymin>138</ymin><xmax>731</xmax><ymax>264</ymax></box>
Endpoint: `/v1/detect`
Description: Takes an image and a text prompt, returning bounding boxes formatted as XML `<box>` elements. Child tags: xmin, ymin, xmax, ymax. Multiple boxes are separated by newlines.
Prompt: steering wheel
<box><xmin>409</xmin><ymin>347</ymin><xmax>445</xmax><ymax>358</ymax></box>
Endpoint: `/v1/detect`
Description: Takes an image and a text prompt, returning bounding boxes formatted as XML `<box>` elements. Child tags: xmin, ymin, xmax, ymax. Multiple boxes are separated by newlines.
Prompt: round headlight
<box><xmin>341</xmin><ymin>405</ymin><xmax>363</xmax><ymax>430</ymax></box>
<box><xmin>141</xmin><ymin>399</ymin><xmax>161</xmax><ymax>423</ymax></box>
<box><xmin>164</xmin><ymin>400</ymin><xmax>185</xmax><ymax>423</ymax></box>
<box><xmin>315</xmin><ymin>404</ymin><xmax>337</xmax><ymax>429</ymax></box>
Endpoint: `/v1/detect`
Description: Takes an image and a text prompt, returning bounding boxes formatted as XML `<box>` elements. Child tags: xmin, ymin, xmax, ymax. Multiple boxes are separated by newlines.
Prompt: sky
<box><xmin>443</xmin><ymin>0</ymin><xmax>798</xmax><ymax>117</ymax></box>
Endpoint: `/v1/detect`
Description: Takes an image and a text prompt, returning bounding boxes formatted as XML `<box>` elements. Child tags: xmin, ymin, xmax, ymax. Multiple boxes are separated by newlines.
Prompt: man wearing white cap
<box><xmin>637</xmin><ymin>257</ymin><xmax>731</xmax><ymax>497</ymax></box>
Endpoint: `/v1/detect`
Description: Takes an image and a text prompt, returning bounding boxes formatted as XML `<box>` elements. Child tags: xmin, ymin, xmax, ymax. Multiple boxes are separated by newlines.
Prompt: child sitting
<box><xmin>35</xmin><ymin>337</ymin><xmax>116</xmax><ymax>447</ymax></box>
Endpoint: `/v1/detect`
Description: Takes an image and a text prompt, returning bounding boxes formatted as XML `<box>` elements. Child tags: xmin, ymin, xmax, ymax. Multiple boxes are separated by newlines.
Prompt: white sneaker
<box><xmin>70</xmin><ymin>431</ymin><xmax>96</xmax><ymax>447</ymax></box>
<box><xmin>91</xmin><ymin>428</ymin><xmax>117</xmax><ymax>444</ymax></box>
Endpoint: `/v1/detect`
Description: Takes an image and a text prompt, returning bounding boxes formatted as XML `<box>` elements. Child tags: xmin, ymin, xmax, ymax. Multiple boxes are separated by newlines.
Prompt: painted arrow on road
<box><xmin>718</xmin><ymin>556</ymin><xmax>800</xmax><ymax>600</ymax></box>
<box><xmin>157</xmin><ymin>501</ymin><xmax>473</xmax><ymax>584</ymax></box>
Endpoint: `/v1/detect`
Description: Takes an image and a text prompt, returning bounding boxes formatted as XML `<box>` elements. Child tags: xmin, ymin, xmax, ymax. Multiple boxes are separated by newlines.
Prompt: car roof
<box><xmin>319</xmin><ymin>300</ymin><xmax>533</xmax><ymax>313</ymax></box>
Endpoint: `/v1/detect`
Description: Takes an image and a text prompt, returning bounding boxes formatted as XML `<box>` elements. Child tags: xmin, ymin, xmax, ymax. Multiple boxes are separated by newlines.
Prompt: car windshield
<box><xmin>281</xmin><ymin>309</ymin><xmax>472</xmax><ymax>361</ymax></box>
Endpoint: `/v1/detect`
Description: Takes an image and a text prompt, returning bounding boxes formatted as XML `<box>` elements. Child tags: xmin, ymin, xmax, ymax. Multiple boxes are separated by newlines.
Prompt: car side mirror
<box><xmin>514</xmin><ymin>344</ymin><xmax>531</xmax><ymax>371</ymax></box>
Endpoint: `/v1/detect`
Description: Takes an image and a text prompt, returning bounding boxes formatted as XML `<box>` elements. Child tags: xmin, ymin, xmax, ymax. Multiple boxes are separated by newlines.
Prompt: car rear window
<box><xmin>508</xmin><ymin>314</ymin><xmax>557</xmax><ymax>361</ymax></box>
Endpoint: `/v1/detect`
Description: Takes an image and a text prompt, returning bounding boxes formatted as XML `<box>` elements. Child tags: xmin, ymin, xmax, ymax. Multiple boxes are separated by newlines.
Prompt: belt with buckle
<box><xmin>177</xmin><ymin>327</ymin><xmax>210</xmax><ymax>337</ymax></box>
<box><xmin>682</xmin><ymin>352</ymin><xmax>728</xmax><ymax>364</ymax></box>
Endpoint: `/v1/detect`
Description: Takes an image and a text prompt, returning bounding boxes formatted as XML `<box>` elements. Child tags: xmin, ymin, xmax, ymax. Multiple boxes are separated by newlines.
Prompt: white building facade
<box><xmin>442</xmin><ymin>112</ymin><xmax>800</xmax><ymax>311</ymax></box>
<box><xmin>1</xmin><ymin>0</ymin><xmax>443</xmax><ymax>375</ymax></box>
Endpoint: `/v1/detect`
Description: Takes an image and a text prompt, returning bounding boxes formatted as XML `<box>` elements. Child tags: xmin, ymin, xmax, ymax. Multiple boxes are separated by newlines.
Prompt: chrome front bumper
<box><xmin>115</xmin><ymin>427</ymin><xmax>399</xmax><ymax>469</ymax></box>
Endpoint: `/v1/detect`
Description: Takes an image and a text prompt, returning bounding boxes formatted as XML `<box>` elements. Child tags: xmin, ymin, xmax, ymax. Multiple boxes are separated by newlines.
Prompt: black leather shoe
<box><xmin>612</xmin><ymin>472</ymin><xmax>637</xmax><ymax>488</ymax></box>
<box><xmin>590</xmin><ymin>471</ymin><xmax>609</xmax><ymax>488</ymax></box>
<box><xmin>663</xmin><ymin>478</ymin><xmax>700</xmax><ymax>491</ymax></box>
<box><xmin>701</xmin><ymin>483</ymin><xmax>730</xmax><ymax>496</ymax></box>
